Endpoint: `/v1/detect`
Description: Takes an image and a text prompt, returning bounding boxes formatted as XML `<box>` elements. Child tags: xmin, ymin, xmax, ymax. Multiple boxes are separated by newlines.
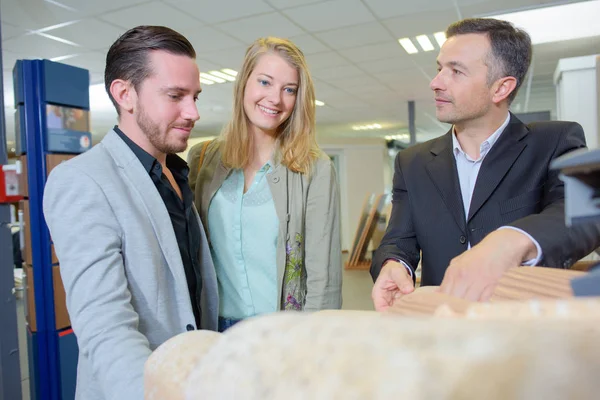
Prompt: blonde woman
<box><xmin>189</xmin><ymin>37</ymin><xmax>342</xmax><ymax>332</ymax></box>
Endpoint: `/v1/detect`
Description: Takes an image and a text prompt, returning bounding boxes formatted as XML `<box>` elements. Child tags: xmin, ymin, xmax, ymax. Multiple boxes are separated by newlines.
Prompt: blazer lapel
<box><xmin>101</xmin><ymin>130</ymin><xmax>188</xmax><ymax>291</ymax></box>
<box><xmin>426</xmin><ymin>131</ymin><xmax>467</xmax><ymax>232</ymax></box>
<box><xmin>467</xmin><ymin>116</ymin><xmax>529</xmax><ymax>221</ymax></box>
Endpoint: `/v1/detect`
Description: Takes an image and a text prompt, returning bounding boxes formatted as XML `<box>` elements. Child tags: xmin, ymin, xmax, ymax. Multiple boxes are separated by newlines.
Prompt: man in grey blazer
<box><xmin>371</xmin><ymin>18</ymin><xmax>600</xmax><ymax>309</ymax></box>
<box><xmin>43</xmin><ymin>26</ymin><xmax>218</xmax><ymax>400</ymax></box>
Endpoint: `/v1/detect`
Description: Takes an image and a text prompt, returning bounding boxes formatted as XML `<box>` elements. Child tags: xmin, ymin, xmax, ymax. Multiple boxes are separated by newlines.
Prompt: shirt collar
<box><xmin>452</xmin><ymin>113</ymin><xmax>511</xmax><ymax>161</ymax></box>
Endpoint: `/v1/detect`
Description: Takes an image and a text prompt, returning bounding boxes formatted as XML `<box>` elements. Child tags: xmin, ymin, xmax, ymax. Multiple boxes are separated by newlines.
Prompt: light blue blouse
<box><xmin>207</xmin><ymin>162</ymin><xmax>279</xmax><ymax>319</ymax></box>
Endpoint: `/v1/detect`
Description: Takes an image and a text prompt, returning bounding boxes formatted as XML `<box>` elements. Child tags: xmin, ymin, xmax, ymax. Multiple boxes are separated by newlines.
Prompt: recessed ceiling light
<box><xmin>398</xmin><ymin>38</ymin><xmax>418</xmax><ymax>54</ymax></box>
<box><xmin>200</xmin><ymin>72</ymin><xmax>225</xmax><ymax>84</ymax></box>
<box><xmin>36</xmin><ymin>32</ymin><xmax>79</xmax><ymax>47</ymax></box>
<box><xmin>209</xmin><ymin>70</ymin><xmax>235</xmax><ymax>82</ymax></box>
<box><xmin>434</xmin><ymin>32</ymin><xmax>446</xmax><ymax>47</ymax></box>
<box><xmin>200</xmin><ymin>78</ymin><xmax>215</xmax><ymax>85</ymax></box>
<box><xmin>221</xmin><ymin>69</ymin><xmax>238</xmax><ymax>77</ymax></box>
<box><xmin>416</xmin><ymin>35</ymin><xmax>435</xmax><ymax>52</ymax></box>
<box><xmin>315</xmin><ymin>100</ymin><xmax>325</xmax><ymax>106</ymax></box>
<box><xmin>50</xmin><ymin>54</ymin><xmax>78</xmax><ymax>62</ymax></box>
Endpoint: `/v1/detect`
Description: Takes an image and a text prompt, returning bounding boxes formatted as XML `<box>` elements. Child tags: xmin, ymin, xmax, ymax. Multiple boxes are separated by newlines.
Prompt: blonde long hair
<box><xmin>220</xmin><ymin>37</ymin><xmax>321</xmax><ymax>174</ymax></box>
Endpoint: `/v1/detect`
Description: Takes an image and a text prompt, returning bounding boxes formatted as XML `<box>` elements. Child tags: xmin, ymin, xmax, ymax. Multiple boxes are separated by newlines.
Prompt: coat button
<box><xmin>459</xmin><ymin>235</ymin><xmax>466</xmax><ymax>244</ymax></box>
<box><xmin>186</xmin><ymin>324</ymin><xmax>195</xmax><ymax>331</ymax></box>
<box><xmin>272</xmin><ymin>176</ymin><xmax>280</xmax><ymax>183</ymax></box>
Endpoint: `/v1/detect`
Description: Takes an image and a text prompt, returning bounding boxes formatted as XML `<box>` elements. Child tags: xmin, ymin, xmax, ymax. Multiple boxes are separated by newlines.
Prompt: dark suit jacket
<box><xmin>371</xmin><ymin>114</ymin><xmax>600</xmax><ymax>286</ymax></box>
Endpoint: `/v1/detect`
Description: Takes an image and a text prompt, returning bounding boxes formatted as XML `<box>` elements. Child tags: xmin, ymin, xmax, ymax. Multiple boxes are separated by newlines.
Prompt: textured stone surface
<box><xmin>144</xmin><ymin>308</ymin><xmax>600</xmax><ymax>400</ymax></box>
<box><xmin>145</xmin><ymin>330</ymin><xmax>222</xmax><ymax>400</ymax></box>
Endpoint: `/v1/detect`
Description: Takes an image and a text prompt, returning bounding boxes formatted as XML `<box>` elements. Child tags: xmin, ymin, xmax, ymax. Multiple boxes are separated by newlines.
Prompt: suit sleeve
<box><xmin>303</xmin><ymin>160</ymin><xmax>343</xmax><ymax>311</ymax></box>
<box><xmin>509</xmin><ymin>122</ymin><xmax>600</xmax><ymax>268</ymax></box>
<box><xmin>371</xmin><ymin>152</ymin><xmax>421</xmax><ymax>282</ymax></box>
<box><xmin>43</xmin><ymin>163</ymin><xmax>151</xmax><ymax>400</ymax></box>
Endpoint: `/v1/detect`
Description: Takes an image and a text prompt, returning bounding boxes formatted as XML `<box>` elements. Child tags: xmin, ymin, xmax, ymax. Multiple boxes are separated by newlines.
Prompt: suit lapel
<box><xmin>101</xmin><ymin>130</ymin><xmax>188</xmax><ymax>291</ymax></box>
<box><xmin>426</xmin><ymin>131</ymin><xmax>467</xmax><ymax>232</ymax></box>
<box><xmin>467</xmin><ymin>116</ymin><xmax>529</xmax><ymax>221</ymax></box>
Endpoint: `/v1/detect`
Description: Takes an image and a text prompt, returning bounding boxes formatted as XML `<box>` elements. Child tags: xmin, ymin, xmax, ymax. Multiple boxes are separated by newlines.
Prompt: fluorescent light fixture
<box><xmin>488</xmin><ymin>0</ymin><xmax>600</xmax><ymax>44</ymax></box>
<box><xmin>200</xmin><ymin>72</ymin><xmax>225</xmax><ymax>83</ymax></box>
<box><xmin>200</xmin><ymin>78</ymin><xmax>215</xmax><ymax>85</ymax></box>
<box><xmin>353</xmin><ymin>123</ymin><xmax>382</xmax><ymax>130</ymax></box>
<box><xmin>434</xmin><ymin>32</ymin><xmax>446</xmax><ymax>47</ymax></box>
<box><xmin>315</xmin><ymin>100</ymin><xmax>325</xmax><ymax>106</ymax></box>
<box><xmin>398</xmin><ymin>38</ymin><xmax>418</xmax><ymax>54</ymax></box>
<box><xmin>416</xmin><ymin>34</ymin><xmax>434</xmax><ymax>51</ymax></box>
<box><xmin>209</xmin><ymin>70</ymin><xmax>235</xmax><ymax>82</ymax></box>
<box><xmin>30</xmin><ymin>20</ymin><xmax>80</xmax><ymax>34</ymax></box>
<box><xmin>221</xmin><ymin>68</ymin><xmax>238</xmax><ymax>77</ymax></box>
<box><xmin>50</xmin><ymin>54</ymin><xmax>78</xmax><ymax>62</ymax></box>
<box><xmin>36</xmin><ymin>32</ymin><xmax>80</xmax><ymax>47</ymax></box>
<box><xmin>44</xmin><ymin>0</ymin><xmax>78</xmax><ymax>12</ymax></box>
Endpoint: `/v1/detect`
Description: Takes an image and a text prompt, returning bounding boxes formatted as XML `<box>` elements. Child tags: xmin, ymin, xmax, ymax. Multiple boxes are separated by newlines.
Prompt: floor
<box><xmin>13</xmin><ymin>265</ymin><xmax>375</xmax><ymax>400</ymax></box>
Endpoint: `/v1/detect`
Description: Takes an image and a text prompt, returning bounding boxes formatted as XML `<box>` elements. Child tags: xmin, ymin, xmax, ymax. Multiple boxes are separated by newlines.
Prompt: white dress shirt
<box><xmin>397</xmin><ymin>113</ymin><xmax>542</xmax><ymax>278</ymax></box>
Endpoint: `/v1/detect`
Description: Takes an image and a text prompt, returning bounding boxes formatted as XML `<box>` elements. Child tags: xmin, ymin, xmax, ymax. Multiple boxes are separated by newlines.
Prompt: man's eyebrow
<box><xmin>161</xmin><ymin>86</ymin><xmax>202</xmax><ymax>95</ymax></box>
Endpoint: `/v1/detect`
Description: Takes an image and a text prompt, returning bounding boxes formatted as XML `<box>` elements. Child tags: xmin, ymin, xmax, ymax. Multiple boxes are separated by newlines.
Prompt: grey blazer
<box><xmin>43</xmin><ymin>130</ymin><xmax>218</xmax><ymax>400</ymax></box>
<box><xmin>191</xmin><ymin>140</ymin><xmax>342</xmax><ymax>312</ymax></box>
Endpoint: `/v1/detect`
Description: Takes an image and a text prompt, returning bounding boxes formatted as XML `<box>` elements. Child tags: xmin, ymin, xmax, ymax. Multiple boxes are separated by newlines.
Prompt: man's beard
<box><xmin>136</xmin><ymin>102</ymin><xmax>188</xmax><ymax>154</ymax></box>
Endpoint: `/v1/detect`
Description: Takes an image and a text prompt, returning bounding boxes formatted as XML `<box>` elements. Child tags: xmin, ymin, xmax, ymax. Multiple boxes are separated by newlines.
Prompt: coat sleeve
<box><xmin>43</xmin><ymin>162</ymin><xmax>151</xmax><ymax>400</ymax></box>
<box><xmin>303</xmin><ymin>159</ymin><xmax>343</xmax><ymax>311</ymax></box>
<box><xmin>370</xmin><ymin>151</ymin><xmax>421</xmax><ymax>282</ymax></box>
<box><xmin>509</xmin><ymin>122</ymin><xmax>600</xmax><ymax>268</ymax></box>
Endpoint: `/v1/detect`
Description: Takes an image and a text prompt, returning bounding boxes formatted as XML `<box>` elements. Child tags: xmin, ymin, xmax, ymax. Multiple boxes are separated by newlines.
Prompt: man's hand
<box><xmin>439</xmin><ymin>229</ymin><xmax>538</xmax><ymax>301</ymax></box>
<box><xmin>372</xmin><ymin>260</ymin><xmax>415</xmax><ymax>311</ymax></box>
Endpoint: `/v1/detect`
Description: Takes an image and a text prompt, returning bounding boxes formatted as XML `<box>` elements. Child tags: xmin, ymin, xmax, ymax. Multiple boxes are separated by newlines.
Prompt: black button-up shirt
<box><xmin>115</xmin><ymin>127</ymin><xmax>202</xmax><ymax>327</ymax></box>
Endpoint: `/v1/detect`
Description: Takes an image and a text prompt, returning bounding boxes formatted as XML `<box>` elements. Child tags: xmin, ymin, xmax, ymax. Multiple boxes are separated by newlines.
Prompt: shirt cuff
<box><xmin>497</xmin><ymin>226</ymin><xmax>543</xmax><ymax>266</ymax></box>
<box><xmin>384</xmin><ymin>258</ymin><xmax>413</xmax><ymax>278</ymax></box>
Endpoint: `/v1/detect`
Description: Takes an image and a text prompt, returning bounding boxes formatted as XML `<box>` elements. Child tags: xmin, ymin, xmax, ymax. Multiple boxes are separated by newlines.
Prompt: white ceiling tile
<box><xmin>2</xmin><ymin>22</ymin><xmax>26</xmax><ymax>40</ymax></box>
<box><xmin>357</xmin><ymin>56</ymin><xmax>414</xmax><ymax>74</ymax></box>
<box><xmin>163</xmin><ymin>0</ymin><xmax>273</xmax><ymax>24</ymax></box>
<box><xmin>1</xmin><ymin>0</ymin><xmax>79</xmax><ymax>31</ymax></box>
<box><xmin>56</xmin><ymin>0</ymin><xmax>151</xmax><ymax>17</ymax></box>
<box><xmin>217</xmin><ymin>13</ymin><xmax>305</xmax><ymax>43</ymax></box>
<box><xmin>339</xmin><ymin>42</ymin><xmax>405</xmax><ymax>63</ymax></box>
<box><xmin>195</xmin><ymin>58</ymin><xmax>230</xmax><ymax>73</ymax></box>
<box><xmin>59</xmin><ymin>51</ymin><xmax>106</xmax><ymax>74</ymax></box>
<box><xmin>316</xmin><ymin>22</ymin><xmax>393</xmax><ymax>50</ymax></box>
<box><xmin>364</xmin><ymin>0</ymin><xmax>456</xmax><ymax>19</ymax></box>
<box><xmin>49</xmin><ymin>19</ymin><xmax>125</xmax><ymax>50</ymax></box>
<box><xmin>178</xmin><ymin>26</ymin><xmax>244</xmax><ymax>54</ymax></box>
<box><xmin>267</xmin><ymin>0</ymin><xmax>327</xmax><ymax>10</ymax></box>
<box><xmin>3</xmin><ymin>34</ymin><xmax>80</xmax><ymax>60</ymax></box>
<box><xmin>202</xmin><ymin>46</ymin><xmax>248</xmax><ymax>70</ymax></box>
<box><xmin>328</xmin><ymin>76</ymin><xmax>391</xmax><ymax>92</ymax></box>
<box><xmin>283</xmin><ymin>0</ymin><xmax>376</xmax><ymax>32</ymax></box>
<box><xmin>306</xmin><ymin>52</ymin><xmax>349</xmax><ymax>70</ymax></box>
<box><xmin>312</xmin><ymin>64</ymin><xmax>365</xmax><ymax>80</ymax></box>
<box><xmin>382</xmin><ymin>10</ymin><xmax>457</xmax><ymax>39</ymax></box>
<box><xmin>99</xmin><ymin>2</ymin><xmax>202</xmax><ymax>31</ymax></box>
<box><xmin>287</xmin><ymin>34</ymin><xmax>331</xmax><ymax>54</ymax></box>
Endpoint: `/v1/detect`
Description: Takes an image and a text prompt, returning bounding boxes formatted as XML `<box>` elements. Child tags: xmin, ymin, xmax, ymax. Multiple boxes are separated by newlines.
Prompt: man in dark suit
<box><xmin>371</xmin><ymin>18</ymin><xmax>600</xmax><ymax>310</ymax></box>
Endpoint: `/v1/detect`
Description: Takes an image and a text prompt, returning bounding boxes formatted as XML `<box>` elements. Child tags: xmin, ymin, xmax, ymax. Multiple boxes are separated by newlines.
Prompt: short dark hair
<box><xmin>104</xmin><ymin>25</ymin><xmax>196</xmax><ymax>115</ymax></box>
<box><xmin>446</xmin><ymin>18</ymin><xmax>532</xmax><ymax>103</ymax></box>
